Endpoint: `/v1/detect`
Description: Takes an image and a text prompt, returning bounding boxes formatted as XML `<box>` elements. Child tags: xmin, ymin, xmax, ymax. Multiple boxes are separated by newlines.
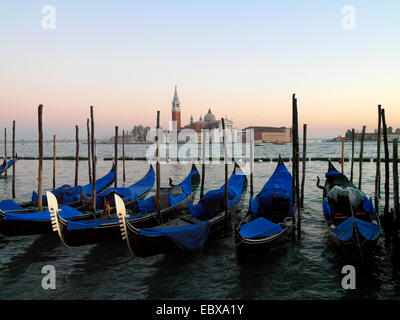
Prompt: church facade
<box><xmin>171</xmin><ymin>86</ymin><xmax>233</xmax><ymax>134</ymax></box>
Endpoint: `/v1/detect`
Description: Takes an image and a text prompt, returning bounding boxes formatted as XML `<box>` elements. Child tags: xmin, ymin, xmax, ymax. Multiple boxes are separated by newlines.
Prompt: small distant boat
<box><xmin>48</xmin><ymin>165</ymin><xmax>200</xmax><ymax>247</ymax></box>
<box><xmin>254</xmin><ymin>142</ymin><xmax>264</xmax><ymax>146</ymax></box>
<box><xmin>235</xmin><ymin>156</ymin><xmax>294</xmax><ymax>261</ymax></box>
<box><xmin>272</xmin><ymin>141</ymin><xmax>286</xmax><ymax>145</ymax></box>
<box><xmin>118</xmin><ymin>163</ymin><xmax>248</xmax><ymax>258</ymax></box>
<box><xmin>320</xmin><ymin>161</ymin><xmax>381</xmax><ymax>261</ymax></box>
<box><xmin>0</xmin><ymin>156</ymin><xmax>18</xmax><ymax>175</ymax></box>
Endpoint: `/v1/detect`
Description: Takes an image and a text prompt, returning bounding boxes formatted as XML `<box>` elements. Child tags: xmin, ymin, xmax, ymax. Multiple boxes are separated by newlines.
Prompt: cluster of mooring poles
<box><xmin>290</xmin><ymin>94</ymin><xmax>307</xmax><ymax>241</ymax></box>
<box><xmin>373</xmin><ymin>106</ymin><xmax>400</xmax><ymax>244</ymax></box>
<box><xmin>34</xmin><ymin>105</ymin><xmax>130</xmax><ymax>212</ymax></box>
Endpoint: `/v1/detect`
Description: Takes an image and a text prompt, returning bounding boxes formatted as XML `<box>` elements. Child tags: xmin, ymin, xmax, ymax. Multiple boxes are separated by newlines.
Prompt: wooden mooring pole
<box><xmin>122</xmin><ymin>130</ymin><xmax>126</xmax><ymax>183</ymax></box>
<box><xmin>291</xmin><ymin>94</ymin><xmax>301</xmax><ymax>238</ymax></box>
<box><xmin>74</xmin><ymin>125</ymin><xmax>79</xmax><ymax>186</ymax></box>
<box><xmin>300</xmin><ymin>124</ymin><xmax>307</xmax><ymax>209</ymax></box>
<box><xmin>291</xmin><ymin>94</ymin><xmax>297</xmax><ymax>236</ymax></box>
<box><xmin>155</xmin><ymin>111</ymin><xmax>161</xmax><ymax>221</ymax></box>
<box><xmin>358</xmin><ymin>125</ymin><xmax>366</xmax><ymax>190</ymax></box>
<box><xmin>393</xmin><ymin>138</ymin><xmax>399</xmax><ymax>226</ymax></box>
<box><xmin>114</xmin><ymin>126</ymin><xmax>118</xmax><ymax>188</ymax></box>
<box><xmin>12</xmin><ymin>121</ymin><xmax>15</xmax><ymax>198</ymax></box>
<box><xmin>295</xmin><ymin>98</ymin><xmax>301</xmax><ymax>239</ymax></box>
<box><xmin>87</xmin><ymin>118</ymin><xmax>92</xmax><ymax>184</ymax></box>
<box><xmin>200</xmin><ymin>129</ymin><xmax>206</xmax><ymax>198</ymax></box>
<box><xmin>341</xmin><ymin>137</ymin><xmax>344</xmax><ymax>174</ymax></box>
<box><xmin>4</xmin><ymin>127</ymin><xmax>7</xmax><ymax>177</ymax></box>
<box><xmin>250</xmin><ymin>128</ymin><xmax>254</xmax><ymax>197</ymax></box>
<box><xmin>38</xmin><ymin>105</ymin><xmax>43</xmax><ymax>211</ymax></box>
<box><xmin>53</xmin><ymin>135</ymin><xmax>56</xmax><ymax>190</ymax></box>
<box><xmin>350</xmin><ymin>129</ymin><xmax>355</xmax><ymax>183</ymax></box>
<box><xmin>375</xmin><ymin>105</ymin><xmax>382</xmax><ymax>210</ymax></box>
<box><xmin>90</xmin><ymin>106</ymin><xmax>96</xmax><ymax>213</ymax></box>
<box><xmin>381</xmin><ymin>108</ymin><xmax>390</xmax><ymax>218</ymax></box>
<box><xmin>222</xmin><ymin>118</ymin><xmax>229</xmax><ymax>232</ymax></box>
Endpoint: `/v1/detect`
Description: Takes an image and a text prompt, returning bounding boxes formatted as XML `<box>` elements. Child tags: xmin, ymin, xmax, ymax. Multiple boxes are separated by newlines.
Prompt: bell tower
<box><xmin>171</xmin><ymin>85</ymin><xmax>181</xmax><ymax>131</ymax></box>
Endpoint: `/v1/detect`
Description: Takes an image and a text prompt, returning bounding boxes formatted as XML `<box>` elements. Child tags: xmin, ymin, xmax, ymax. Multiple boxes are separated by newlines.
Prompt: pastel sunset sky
<box><xmin>0</xmin><ymin>1</ymin><xmax>399</xmax><ymax>139</ymax></box>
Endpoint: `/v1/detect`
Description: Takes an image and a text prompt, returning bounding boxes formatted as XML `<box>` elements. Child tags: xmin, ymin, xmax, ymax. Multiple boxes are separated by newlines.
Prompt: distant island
<box><xmin>327</xmin><ymin>127</ymin><xmax>400</xmax><ymax>142</ymax></box>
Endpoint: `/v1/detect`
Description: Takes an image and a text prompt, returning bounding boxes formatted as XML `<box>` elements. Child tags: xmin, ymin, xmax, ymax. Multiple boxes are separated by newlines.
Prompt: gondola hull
<box><xmin>56</xmin><ymin>191</ymin><xmax>195</xmax><ymax>247</ymax></box>
<box><xmin>52</xmin><ymin>164</ymin><xmax>200</xmax><ymax>247</ymax></box>
<box><xmin>0</xmin><ymin>210</ymin><xmax>99</xmax><ymax>237</ymax></box>
<box><xmin>1</xmin><ymin>163</ymin><xmax>116</xmax><ymax>213</ymax></box>
<box><xmin>234</xmin><ymin>157</ymin><xmax>294</xmax><ymax>262</ymax></box>
<box><xmin>124</xmin><ymin>186</ymin><xmax>247</xmax><ymax>258</ymax></box>
<box><xmin>235</xmin><ymin>226</ymin><xmax>291</xmax><ymax>262</ymax></box>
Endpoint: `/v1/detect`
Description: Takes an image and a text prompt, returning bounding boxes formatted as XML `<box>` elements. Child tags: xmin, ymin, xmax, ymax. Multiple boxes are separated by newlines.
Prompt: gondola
<box><xmin>320</xmin><ymin>161</ymin><xmax>381</xmax><ymax>260</ymax></box>
<box><xmin>0</xmin><ymin>163</ymin><xmax>126</xmax><ymax>237</ymax></box>
<box><xmin>0</xmin><ymin>162</ymin><xmax>115</xmax><ymax>213</ymax></box>
<box><xmin>117</xmin><ymin>163</ymin><xmax>247</xmax><ymax>258</ymax></box>
<box><xmin>48</xmin><ymin>164</ymin><xmax>200</xmax><ymax>247</ymax></box>
<box><xmin>0</xmin><ymin>156</ymin><xmax>17</xmax><ymax>175</ymax></box>
<box><xmin>235</xmin><ymin>156</ymin><xmax>294</xmax><ymax>261</ymax></box>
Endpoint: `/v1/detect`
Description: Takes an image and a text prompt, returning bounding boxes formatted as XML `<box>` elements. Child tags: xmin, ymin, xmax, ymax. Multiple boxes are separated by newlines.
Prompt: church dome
<box><xmin>204</xmin><ymin>108</ymin><xmax>216</xmax><ymax>122</ymax></box>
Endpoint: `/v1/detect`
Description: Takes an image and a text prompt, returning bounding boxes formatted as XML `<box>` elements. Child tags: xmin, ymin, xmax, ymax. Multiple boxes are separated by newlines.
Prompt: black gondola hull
<box><xmin>125</xmin><ymin>194</ymin><xmax>246</xmax><ymax>258</ymax></box>
<box><xmin>57</xmin><ymin>192</ymin><xmax>196</xmax><ymax>247</ymax></box>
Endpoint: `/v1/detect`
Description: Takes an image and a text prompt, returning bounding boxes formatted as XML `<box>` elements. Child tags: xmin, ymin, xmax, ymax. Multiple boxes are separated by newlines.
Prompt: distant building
<box><xmin>344</xmin><ymin>128</ymin><xmax>400</xmax><ymax>142</ymax></box>
<box><xmin>244</xmin><ymin>126</ymin><xmax>292</xmax><ymax>143</ymax></box>
<box><xmin>110</xmin><ymin>125</ymin><xmax>151</xmax><ymax>143</ymax></box>
<box><xmin>184</xmin><ymin>109</ymin><xmax>233</xmax><ymax>132</ymax></box>
<box><xmin>171</xmin><ymin>85</ymin><xmax>182</xmax><ymax>131</ymax></box>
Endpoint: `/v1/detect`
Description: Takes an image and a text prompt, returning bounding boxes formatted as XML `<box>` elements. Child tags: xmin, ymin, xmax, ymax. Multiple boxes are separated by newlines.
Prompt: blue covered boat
<box><xmin>235</xmin><ymin>157</ymin><xmax>294</xmax><ymax>260</ymax></box>
<box><xmin>0</xmin><ymin>162</ymin><xmax>116</xmax><ymax>213</ymax></box>
<box><xmin>118</xmin><ymin>163</ymin><xmax>248</xmax><ymax>258</ymax></box>
<box><xmin>0</xmin><ymin>156</ymin><xmax>17</xmax><ymax>175</ymax></box>
<box><xmin>48</xmin><ymin>164</ymin><xmax>200</xmax><ymax>247</ymax></box>
<box><xmin>0</xmin><ymin>164</ymin><xmax>151</xmax><ymax>237</ymax></box>
<box><xmin>320</xmin><ymin>161</ymin><xmax>381</xmax><ymax>260</ymax></box>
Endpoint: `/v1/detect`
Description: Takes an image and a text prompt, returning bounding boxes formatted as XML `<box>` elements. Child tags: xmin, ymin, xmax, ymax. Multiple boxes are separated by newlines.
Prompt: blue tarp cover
<box><xmin>323</xmin><ymin>200</ymin><xmax>331</xmax><ymax>218</ymax></box>
<box><xmin>32</xmin><ymin>184</ymin><xmax>73</xmax><ymax>203</ymax></box>
<box><xmin>356</xmin><ymin>218</ymin><xmax>380</xmax><ymax>240</ymax></box>
<box><xmin>331</xmin><ymin>217</ymin><xmax>380</xmax><ymax>241</ymax></box>
<box><xmin>325</xmin><ymin>170</ymin><xmax>341</xmax><ymax>177</ymax></box>
<box><xmin>139</xmin><ymin>221</ymin><xmax>210</xmax><ymax>252</ymax></box>
<box><xmin>3</xmin><ymin>206</ymin><xmax>86</xmax><ymax>221</ymax></box>
<box><xmin>188</xmin><ymin>170</ymin><xmax>245</xmax><ymax>221</ymax></box>
<box><xmin>0</xmin><ymin>200</ymin><xmax>25</xmax><ymax>211</ymax></box>
<box><xmin>363</xmin><ymin>197</ymin><xmax>375</xmax><ymax>214</ymax></box>
<box><xmin>0</xmin><ymin>158</ymin><xmax>17</xmax><ymax>173</ymax></box>
<box><xmin>239</xmin><ymin>217</ymin><xmax>283</xmax><ymax>239</ymax></box>
<box><xmin>95</xmin><ymin>166</ymin><xmax>155</xmax><ymax>207</ymax></box>
<box><xmin>168</xmin><ymin>168</ymin><xmax>199</xmax><ymax>207</ymax></box>
<box><xmin>31</xmin><ymin>167</ymin><xmax>115</xmax><ymax>203</ymax></box>
<box><xmin>249</xmin><ymin>162</ymin><xmax>293</xmax><ymax>218</ymax></box>
<box><xmin>331</xmin><ymin>217</ymin><xmax>354</xmax><ymax>241</ymax></box>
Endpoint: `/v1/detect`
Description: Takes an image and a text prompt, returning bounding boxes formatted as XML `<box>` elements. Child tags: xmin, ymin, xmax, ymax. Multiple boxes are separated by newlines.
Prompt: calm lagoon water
<box><xmin>0</xmin><ymin>141</ymin><xmax>399</xmax><ymax>300</ymax></box>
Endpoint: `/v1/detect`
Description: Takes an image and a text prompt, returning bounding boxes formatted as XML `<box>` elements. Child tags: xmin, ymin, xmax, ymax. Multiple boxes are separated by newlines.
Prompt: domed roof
<box><xmin>204</xmin><ymin>108</ymin><xmax>216</xmax><ymax>122</ymax></box>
